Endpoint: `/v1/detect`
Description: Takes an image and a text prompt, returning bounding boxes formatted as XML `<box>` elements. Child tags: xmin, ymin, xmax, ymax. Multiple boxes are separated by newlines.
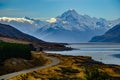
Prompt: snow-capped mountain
<box><xmin>0</xmin><ymin>17</ymin><xmax>48</xmax><ymax>35</ymax></box>
<box><xmin>0</xmin><ymin>10</ymin><xmax>120</xmax><ymax>43</ymax></box>
<box><xmin>35</xmin><ymin>9</ymin><xmax>120</xmax><ymax>43</ymax></box>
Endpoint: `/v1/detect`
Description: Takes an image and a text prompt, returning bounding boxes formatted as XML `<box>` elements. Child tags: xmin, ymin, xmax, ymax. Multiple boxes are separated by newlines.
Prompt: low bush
<box><xmin>84</xmin><ymin>66</ymin><xmax>110</xmax><ymax>80</ymax></box>
<box><xmin>60</xmin><ymin>67</ymin><xmax>80</xmax><ymax>74</ymax></box>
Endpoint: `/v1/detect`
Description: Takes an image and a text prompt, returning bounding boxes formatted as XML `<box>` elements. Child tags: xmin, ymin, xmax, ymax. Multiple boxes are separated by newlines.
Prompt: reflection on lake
<box><xmin>45</xmin><ymin>43</ymin><xmax>120</xmax><ymax>65</ymax></box>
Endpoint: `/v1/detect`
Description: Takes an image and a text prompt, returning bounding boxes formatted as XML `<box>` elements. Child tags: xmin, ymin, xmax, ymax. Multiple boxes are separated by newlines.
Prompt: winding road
<box><xmin>0</xmin><ymin>57</ymin><xmax>60</xmax><ymax>80</ymax></box>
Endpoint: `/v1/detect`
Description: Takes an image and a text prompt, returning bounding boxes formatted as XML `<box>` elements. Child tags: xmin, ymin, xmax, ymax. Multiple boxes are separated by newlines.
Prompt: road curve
<box><xmin>0</xmin><ymin>57</ymin><xmax>60</xmax><ymax>80</ymax></box>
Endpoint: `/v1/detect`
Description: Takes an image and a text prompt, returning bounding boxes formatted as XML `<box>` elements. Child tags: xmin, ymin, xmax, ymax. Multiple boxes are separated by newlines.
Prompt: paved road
<box><xmin>0</xmin><ymin>57</ymin><xmax>60</xmax><ymax>80</ymax></box>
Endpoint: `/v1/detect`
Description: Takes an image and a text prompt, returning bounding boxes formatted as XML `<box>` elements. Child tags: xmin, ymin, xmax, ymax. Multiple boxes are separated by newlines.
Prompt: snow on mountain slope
<box><xmin>35</xmin><ymin>10</ymin><xmax>120</xmax><ymax>43</ymax></box>
<box><xmin>0</xmin><ymin>17</ymin><xmax>48</xmax><ymax>35</ymax></box>
<box><xmin>0</xmin><ymin>10</ymin><xmax>120</xmax><ymax>43</ymax></box>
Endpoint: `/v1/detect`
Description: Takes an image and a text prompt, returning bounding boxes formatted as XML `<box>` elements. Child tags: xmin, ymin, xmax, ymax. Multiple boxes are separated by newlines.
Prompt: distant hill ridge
<box><xmin>0</xmin><ymin>23</ymin><xmax>44</xmax><ymax>43</ymax></box>
<box><xmin>90</xmin><ymin>24</ymin><xmax>120</xmax><ymax>42</ymax></box>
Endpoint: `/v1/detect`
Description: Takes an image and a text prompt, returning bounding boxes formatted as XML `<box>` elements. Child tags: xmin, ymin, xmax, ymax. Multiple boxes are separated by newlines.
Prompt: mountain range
<box><xmin>90</xmin><ymin>24</ymin><xmax>120</xmax><ymax>42</ymax></box>
<box><xmin>0</xmin><ymin>9</ymin><xmax>120</xmax><ymax>43</ymax></box>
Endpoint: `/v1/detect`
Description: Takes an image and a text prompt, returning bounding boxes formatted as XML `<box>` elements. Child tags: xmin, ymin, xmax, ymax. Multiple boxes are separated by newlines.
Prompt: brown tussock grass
<box><xmin>9</xmin><ymin>53</ymin><xmax>120</xmax><ymax>80</ymax></box>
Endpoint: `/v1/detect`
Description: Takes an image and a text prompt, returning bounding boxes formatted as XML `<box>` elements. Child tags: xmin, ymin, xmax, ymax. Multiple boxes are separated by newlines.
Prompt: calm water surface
<box><xmin>45</xmin><ymin>43</ymin><xmax>120</xmax><ymax>65</ymax></box>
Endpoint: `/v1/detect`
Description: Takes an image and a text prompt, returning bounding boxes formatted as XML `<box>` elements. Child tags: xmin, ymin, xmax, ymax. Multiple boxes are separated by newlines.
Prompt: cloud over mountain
<box><xmin>0</xmin><ymin>17</ymin><xmax>48</xmax><ymax>35</ymax></box>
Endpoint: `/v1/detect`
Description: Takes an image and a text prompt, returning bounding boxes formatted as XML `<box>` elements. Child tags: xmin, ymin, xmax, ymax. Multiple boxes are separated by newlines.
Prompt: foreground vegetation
<box><xmin>0</xmin><ymin>41</ymin><xmax>34</xmax><ymax>63</ymax></box>
<box><xmin>0</xmin><ymin>41</ymin><xmax>49</xmax><ymax>75</ymax></box>
<box><xmin>0</xmin><ymin>41</ymin><xmax>119</xmax><ymax>80</ymax></box>
<box><xmin>10</xmin><ymin>53</ymin><xmax>120</xmax><ymax>80</ymax></box>
<box><xmin>84</xmin><ymin>66</ymin><xmax>110</xmax><ymax>80</ymax></box>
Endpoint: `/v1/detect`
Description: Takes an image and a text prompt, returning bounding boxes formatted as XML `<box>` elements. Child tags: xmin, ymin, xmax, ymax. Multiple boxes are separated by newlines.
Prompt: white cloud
<box><xmin>47</xmin><ymin>18</ymin><xmax>57</xmax><ymax>23</ymax></box>
<box><xmin>0</xmin><ymin>17</ymin><xmax>34</xmax><ymax>24</ymax></box>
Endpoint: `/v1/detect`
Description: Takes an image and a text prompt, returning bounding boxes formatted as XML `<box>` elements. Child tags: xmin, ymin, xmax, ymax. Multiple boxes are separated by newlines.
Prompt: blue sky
<box><xmin>0</xmin><ymin>0</ymin><xmax>120</xmax><ymax>20</ymax></box>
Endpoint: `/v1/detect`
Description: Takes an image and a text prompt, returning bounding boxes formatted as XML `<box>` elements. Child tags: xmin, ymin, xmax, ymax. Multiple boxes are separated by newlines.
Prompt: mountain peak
<box><xmin>67</xmin><ymin>9</ymin><xmax>77</xmax><ymax>13</ymax></box>
<box><xmin>64</xmin><ymin>9</ymin><xmax>78</xmax><ymax>15</ymax></box>
<box><xmin>24</xmin><ymin>16</ymin><xmax>31</xmax><ymax>20</ymax></box>
<box><xmin>60</xmin><ymin>9</ymin><xmax>79</xmax><ymax>19</ymax></box>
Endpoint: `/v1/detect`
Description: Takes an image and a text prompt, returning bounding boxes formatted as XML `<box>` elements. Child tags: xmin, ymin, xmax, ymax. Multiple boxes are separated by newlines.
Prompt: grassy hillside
<box><xmin>10</xmin><ymin>54</ymin><xmax>120</xmax><ymax>80</ymax></box>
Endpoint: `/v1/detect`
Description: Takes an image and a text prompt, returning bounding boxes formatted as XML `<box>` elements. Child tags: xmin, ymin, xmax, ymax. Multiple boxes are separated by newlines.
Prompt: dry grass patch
<box><xmin>0</xmin><ymin>52</ymin><xmax>50</xmax><ymax>76</ymax></box>
<box><xmin>9</xmin><ymin>53</ymin><xmax>120</xmax><ymax>80</ymax></box>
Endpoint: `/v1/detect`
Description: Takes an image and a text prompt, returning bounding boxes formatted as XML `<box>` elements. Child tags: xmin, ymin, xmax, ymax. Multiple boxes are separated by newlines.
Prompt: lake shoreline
<box><xmin>46</xmin><ymin>52</ymin><xmax>120</xmax><ymax>66</ymax></box>
<box><xmin>46</xmin><ymin>43</ymin><xmax>120</xmax><ymax>65</ymax></box>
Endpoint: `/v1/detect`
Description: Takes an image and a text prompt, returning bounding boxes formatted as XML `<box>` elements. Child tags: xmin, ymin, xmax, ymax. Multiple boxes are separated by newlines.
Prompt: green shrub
<box><xmin>60</xmin><ymin>67</ymin><xmax>80</xmax><ymax>74</ymax></box>
<box><xmin>0</xmin><ymin>42</ymin><xmax>33</xmax><ymax>64</ymax></box>
<box><xmin>84</xmin><ymin>66</ymin><xmax>110</xmax><ymax>80</ymax></box>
